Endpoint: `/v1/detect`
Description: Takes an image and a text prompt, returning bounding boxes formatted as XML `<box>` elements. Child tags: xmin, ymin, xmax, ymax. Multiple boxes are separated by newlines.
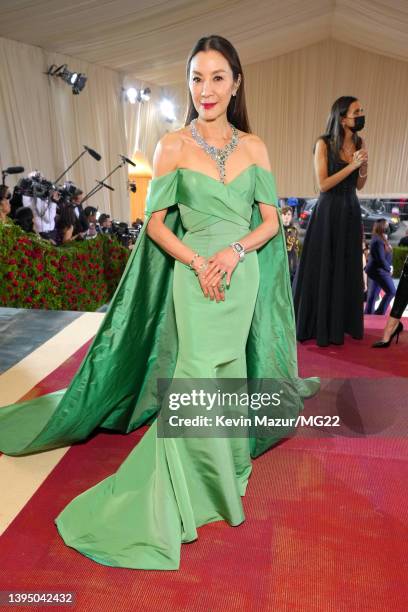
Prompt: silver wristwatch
<box><xmin>230</xmin><ymin>241</ymin><xmax>245</xmax><ymax>261</ymax></box>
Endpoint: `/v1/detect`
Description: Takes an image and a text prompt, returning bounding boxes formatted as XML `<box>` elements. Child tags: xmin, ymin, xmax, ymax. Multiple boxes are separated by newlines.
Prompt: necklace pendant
<box><xmin>218</xmin><ymin>163</ymin><xmax>225</xmax><ymax>183</ymax></box>
<box><xmin>190</xmin><ymin>118</ymin><xmax>239</xmax><ymax>183</ymax></box>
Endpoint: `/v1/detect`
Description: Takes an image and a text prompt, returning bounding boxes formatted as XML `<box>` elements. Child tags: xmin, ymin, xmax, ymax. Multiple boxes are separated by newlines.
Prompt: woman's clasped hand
<box><xmin>191</xmin><ymin>246</ymin><xmax>240</xmax><ymax>302</ymax></box>
<box><xmin>352</xmin><ymin>148</ymin><xmax>368</xmax><ymax>167</ymax></box>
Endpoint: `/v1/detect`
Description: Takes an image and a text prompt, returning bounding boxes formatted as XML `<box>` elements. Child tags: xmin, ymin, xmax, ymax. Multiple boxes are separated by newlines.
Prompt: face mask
<box><xmin>350</xmin><ymin>115</ymin><xmax>365</xmax><ymax>133</ymax></box>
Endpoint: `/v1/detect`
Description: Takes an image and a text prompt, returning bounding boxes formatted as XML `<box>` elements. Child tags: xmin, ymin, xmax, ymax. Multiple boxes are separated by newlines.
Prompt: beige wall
<box><xmin>139</xmin><ymin>39</ymin><xmax>408</xmax><ymax>198</ymax></box>
<box><xmin>2</xmin><ymin>35</ymin><xmax>407</xmax><ymax>208</ymax></box>
<box><xmin>0</xmin><ymin>36</ymin><xmax>129</xmax><ymax>221</ymax></box>
<box><xmin>244</xmin><ymin>39</ymin><xmax>408</xmax><ymax>197</ymax></box>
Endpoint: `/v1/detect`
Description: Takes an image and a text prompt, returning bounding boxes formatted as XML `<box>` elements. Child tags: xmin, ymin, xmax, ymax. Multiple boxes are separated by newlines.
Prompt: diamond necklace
<box><xmin>190</xmin><ymin>118</ymin><xmax>239</xmax><ymax>183</ymax></box>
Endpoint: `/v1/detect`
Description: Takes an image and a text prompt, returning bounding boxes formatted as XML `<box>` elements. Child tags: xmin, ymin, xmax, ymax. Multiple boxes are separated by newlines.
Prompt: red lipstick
<box><xmin>202</xmin><ymin>103</ymin><xmax>216</xmax><ymax>109</ymax></box>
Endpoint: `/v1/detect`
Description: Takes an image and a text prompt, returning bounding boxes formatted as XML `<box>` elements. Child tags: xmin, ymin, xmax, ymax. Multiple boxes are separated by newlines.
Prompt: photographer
<box><xmin>0</xmin><ymin>185</ymin><xmax>12</xmax><ymax>223</ymax></box>
<box><xmin>9</xmin><ymin>185</ymin><xmax>23</xmax><ymax>219</ymax></box>
<box><xmin>110</xmin><ymin>220</ymin><xmax>140</xmax><ymax>249</ymax></box>
<box><xmin>71</xmin><ymin>189</ymin><xmax>89</xmax><ymax>235</ymax></box>
<box><xmin>21</xmin><ymin>172</ymin><xmax>58</xmax><ymax>241</ymax></box>
<box><xmin>133</xmin><ymin>217</ymin><xmax>144</xmax><ymax>231</ymax></box>
<box><xmin>14</xmin><ymin>206</ymin><xmax>35</xmax><ymax>233</ymax></box>
<box><xmin>26</xmin><ymin>193</ymin><xmax>57</xmax><ymax>241</ymax></box>
<box><xmin>55</xmin><ymin>204</ymin><xmax>85</xmax><ymax>245</ymax></box>
<box><xmin>79</xmin><ymin>206</ymin><xmax>98</xmax><ymax>239</ymax></box>
<box><xmin>98</xmin><ymin>213</ymin><xmax>112</xmax><ymax>234</ymax></box>
<box><xmin>84</xmin><ymin>206</ymin><xmax>97</xmax><ymax>226</ymax></box>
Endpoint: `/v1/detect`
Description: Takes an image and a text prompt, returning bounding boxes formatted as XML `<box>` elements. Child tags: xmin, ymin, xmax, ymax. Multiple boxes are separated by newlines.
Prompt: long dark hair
<box><xmin>372</xmin><ymin>219</ymin><xmax>392</xmax><ymax>252</ymax></box>
<box><xmin>315</xmin><ymin>96</ymin><xmax>362</xmax><ymax>159</ymax></box>
<box><xmin>56</xmin><ymin>204</ymin><xmax>76</xmax><ymax>231</ymax></box>
<box><xmin>184</xmin><ymin>35</ymin><xmax>250</xmax><ymax>133</ymax></box>
<box><xmin>14</xmin><ymin>206</ymin><xmax>34</xmax><ymax>233</ymax></box>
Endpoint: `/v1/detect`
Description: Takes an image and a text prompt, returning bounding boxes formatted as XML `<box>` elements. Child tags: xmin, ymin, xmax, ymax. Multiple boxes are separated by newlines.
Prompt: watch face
<box><xmin>234</xmin><ymin>243</ymin><xmax>244</xmax><ymax>253</ymax></box>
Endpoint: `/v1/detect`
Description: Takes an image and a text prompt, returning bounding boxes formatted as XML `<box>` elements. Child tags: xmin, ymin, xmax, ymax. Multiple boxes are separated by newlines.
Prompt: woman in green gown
<box><xmin>0</xmin><ymin>35</ymin><xmax>318</xmax><ymax>569</ymax></box>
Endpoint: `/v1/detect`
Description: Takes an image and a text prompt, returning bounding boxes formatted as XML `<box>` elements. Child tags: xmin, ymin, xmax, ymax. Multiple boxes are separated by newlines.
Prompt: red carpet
<box><xmin>298</xmin><ymin>315</ymin><xmax>408</xmax><ymax>379</ymax></box>
<box><xmin>0</xmin><ymin>316</ymin><xmax>407</xmax><ymax>611</ymax></box>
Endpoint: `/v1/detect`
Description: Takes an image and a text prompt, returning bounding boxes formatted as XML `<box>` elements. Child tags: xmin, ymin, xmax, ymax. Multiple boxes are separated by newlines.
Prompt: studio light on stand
<box><xmin>125</xmin><ymin>87</ymin><xmax>138</xmax><ymax>104</ymax></box>
<box><xmin>46</xmin><ymin>64</ymin><xmax>87</xmax><ymax>95</ymax></box>
<box><xmin>137</xmin><ymin>87</ymin><xmax>151</xmax><ymax>102</ymax></box>
<box><xmin>124</xmin><ymin>87</ymin><xmax>151</xmax><ymax>104</ymax></box>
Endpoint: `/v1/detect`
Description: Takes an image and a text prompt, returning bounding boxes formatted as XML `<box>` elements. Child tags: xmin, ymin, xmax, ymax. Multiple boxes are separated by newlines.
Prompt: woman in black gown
<box><xmin>293</xmin><ymin>96</ymin><xmax>369</xmax><ymax>347</ymax></box>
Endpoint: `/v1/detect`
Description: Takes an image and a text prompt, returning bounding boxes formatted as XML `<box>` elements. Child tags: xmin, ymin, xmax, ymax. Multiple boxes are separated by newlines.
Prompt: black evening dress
<box><xmin>293</xmin><ymin>139</ymin><xmax>364</xmax><ymax>347</ymax></box>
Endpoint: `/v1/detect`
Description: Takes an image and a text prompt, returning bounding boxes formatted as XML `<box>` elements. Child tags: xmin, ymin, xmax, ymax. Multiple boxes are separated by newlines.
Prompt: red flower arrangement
<box><xmin>0</xmin><ymin>223</ymin><xmax>130</xmax><ymax>311</ymax></box>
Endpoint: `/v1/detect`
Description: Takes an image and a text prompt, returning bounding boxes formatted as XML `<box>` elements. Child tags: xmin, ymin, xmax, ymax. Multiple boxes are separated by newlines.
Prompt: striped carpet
<box><xmin>0</xmin><ymin>310</ymin><xmax>407</xmax><ymax>611</ymax></box>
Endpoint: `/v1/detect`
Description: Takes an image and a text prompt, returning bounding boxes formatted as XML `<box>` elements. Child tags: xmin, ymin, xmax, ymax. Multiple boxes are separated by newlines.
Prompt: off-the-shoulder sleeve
<box><xmin>254</xmin><ymin>166</ymin><xmax>278</xmax><ymax>206</ymax></box>
<box><xmin>145</xmin><ymin>170</ymin><xmax>179</xmax><ymax>215</ymax></box>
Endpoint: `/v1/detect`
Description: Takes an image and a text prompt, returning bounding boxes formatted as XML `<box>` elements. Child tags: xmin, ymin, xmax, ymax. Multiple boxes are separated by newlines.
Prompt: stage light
<box><xmin>71</xmin><ymin>73</ymin><xmax>87</xmax><ymax>95</ymax></box>
<box><xmin>126</xmin><ymin>87</ymin><xmax>138</xmax><ymax>104</ymax></box>
<box><xmin>139</xmin><ymin>87</ymin><xmax>151</xmax><ymax>102</ymax></box>
<box><xmin>46</xmin><ymin>64</ymin><xmax>87</xmax><ymax>95</ymax></box>
<box><xmin>124</xmin><ymin>87</ymin><xmax>151</xmax><ymax>104</ymax></box>
<box><xmin>160</xmin><ymin>99</ymin><xmax>176</xmax><ymax>122</ymax></box>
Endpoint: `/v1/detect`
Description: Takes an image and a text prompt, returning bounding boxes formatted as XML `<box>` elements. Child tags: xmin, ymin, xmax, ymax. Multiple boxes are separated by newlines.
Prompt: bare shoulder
<box><xmin>314</xmin><ymin>138</ymin><xmax>328</xmax><ymax>156</ymax></box>
<box><xmin>153</xmin><ymin>129</ymin><xmax>187</xmax><ymax>177</ymax></box>
<box><xmin>239</xmin><ymin>132</ymin><xmax>271</xmax><ymax>170</ymax></box>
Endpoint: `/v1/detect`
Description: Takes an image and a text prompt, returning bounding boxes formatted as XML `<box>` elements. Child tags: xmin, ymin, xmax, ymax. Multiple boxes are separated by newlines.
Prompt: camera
<box><xmin>57</xmin><ymin>181</ymin><xmax>82</xmax><ymax>208</ymax></box>
<box><xmin>17</xmin><ymin>172</ymin><xmax>56</xmax><ymax>200</ymax></box>
<box><xmin>111</xmin><ymin>221</ymin><xmax>140</xmax><ymax>248</ymax></box>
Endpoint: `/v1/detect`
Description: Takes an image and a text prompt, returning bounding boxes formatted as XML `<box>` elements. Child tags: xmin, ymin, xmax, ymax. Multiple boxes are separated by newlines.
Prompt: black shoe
<box><xmin>372</xmin><ymin>321</ymin><xmax>403</xmax><ymax>348</ymax></box>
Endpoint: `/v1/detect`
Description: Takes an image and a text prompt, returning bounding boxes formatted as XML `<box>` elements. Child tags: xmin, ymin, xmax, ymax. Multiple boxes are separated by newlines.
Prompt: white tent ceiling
<box><xmin>0</xmin><ymin>0</ymin><xmax>407</xmax><ymax>85</ymax></box>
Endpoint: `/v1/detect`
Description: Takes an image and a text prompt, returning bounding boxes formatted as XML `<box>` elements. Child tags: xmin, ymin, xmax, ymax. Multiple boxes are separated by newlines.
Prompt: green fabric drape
<box><xmin>0</xmin><ymin>166</ymin><xmax>318</xmax><ymax>457</ymax></box>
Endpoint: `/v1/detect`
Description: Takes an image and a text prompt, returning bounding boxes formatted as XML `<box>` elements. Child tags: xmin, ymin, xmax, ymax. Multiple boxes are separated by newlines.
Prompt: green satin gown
<box><xmin>0</xmin><ymin>166</ymin><xmax>319</xmax><ymax>570</ymax></box>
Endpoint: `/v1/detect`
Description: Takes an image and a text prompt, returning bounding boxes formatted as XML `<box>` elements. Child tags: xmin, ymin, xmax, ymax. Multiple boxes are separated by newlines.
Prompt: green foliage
<box><xmin>393</xmin><ymin>247</ymin><xmax>408</xmax><ymax>278</ymax></box>
<box><xmin>0</xmin><ymin>222</ymin><xmax>129</xmax><ymax>310</ymax></box>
